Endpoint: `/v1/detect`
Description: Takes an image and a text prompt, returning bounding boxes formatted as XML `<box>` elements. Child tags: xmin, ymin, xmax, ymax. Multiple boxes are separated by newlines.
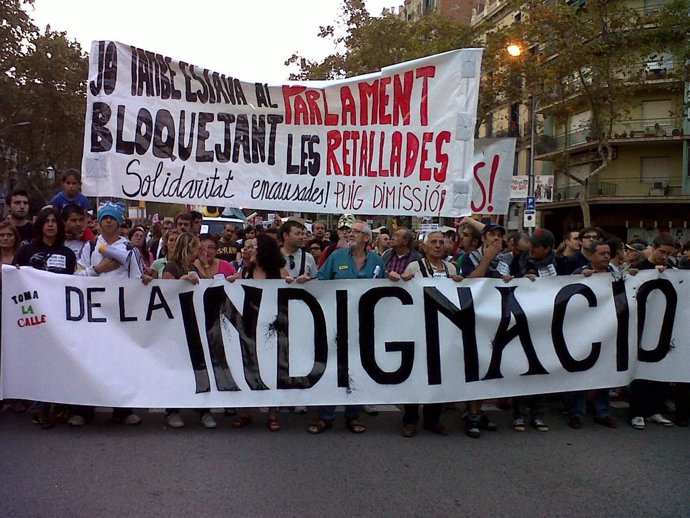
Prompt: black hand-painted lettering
<box><xmin>359</xmin><ymin>287</ymin><xmax>415</xmax><ymax>384</ymax></box>
<box><xmin>552</xmin><ymin>283</ymin><xmax>601</xmax><ymax>372</ymax></box>
<box><xmin>637</xmin><ymin>279</ymin><xmax>677</xmax><ymax>363</ymax></box>
<box><xmin>484</xmin><ymin>287</ymin><xmax>547</xmax><ymax>380</ymax></box>
<box><xmin>423</xmin><ymin>286</ymin><xmax>478</xmax><ymax>383</ymax></box>
<box><xmin>275</xmin><ymin>288</ymin><xmax>328</xmax><ymax>389</ymax></box>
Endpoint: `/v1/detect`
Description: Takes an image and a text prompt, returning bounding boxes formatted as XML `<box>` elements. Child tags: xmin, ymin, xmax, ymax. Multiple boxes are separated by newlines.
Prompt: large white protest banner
<box><xmin>82</xmin><ymin>42</ymin><xmax>483</xmax><ymax>217</ymax></box>
<box><xmin>470</xmin><ymin>138</ymin><xmax>516</xmax><ymax>215</ymax></box>
<box><xmin>2</xmin><ymin>267</ymin><xmax>689</xmax><ymax>407</ymax></box>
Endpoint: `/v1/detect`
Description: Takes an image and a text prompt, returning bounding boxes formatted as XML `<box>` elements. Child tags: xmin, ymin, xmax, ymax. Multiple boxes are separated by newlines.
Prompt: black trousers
<box><xmin>402</xmin><ymin>403</ymin><xmax>442</xmax><ymax>427</ymax></box>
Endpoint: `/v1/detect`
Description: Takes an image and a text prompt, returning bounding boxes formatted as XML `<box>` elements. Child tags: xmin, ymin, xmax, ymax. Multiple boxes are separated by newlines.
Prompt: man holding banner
<box><xmin>69</xmin><ymin>202</ymin><xmax>143</xmax><ymax>427</ymax></box>
<box><xmin>309</xmin><ymin>220</ymin><xmax>385</xmax><ymax>434</ymax></box>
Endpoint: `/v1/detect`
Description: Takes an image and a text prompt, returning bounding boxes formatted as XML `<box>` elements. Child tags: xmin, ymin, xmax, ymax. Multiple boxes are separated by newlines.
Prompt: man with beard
<box><xmin>309</xmin><ymin>220</ymin><xmax>385</xmax><ymax>435</ymax></box>
<box><xmin>5</xmin><ymin>189</ymin><xmax>33</xmax><ymax>243</ymax></box>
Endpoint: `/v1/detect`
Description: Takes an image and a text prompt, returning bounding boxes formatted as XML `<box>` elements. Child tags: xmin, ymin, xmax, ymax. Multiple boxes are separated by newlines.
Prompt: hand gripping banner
<box><xmin>2</xmin><ymin>266</ymin><xmax>689</xmax><ymax>407</ymax></box>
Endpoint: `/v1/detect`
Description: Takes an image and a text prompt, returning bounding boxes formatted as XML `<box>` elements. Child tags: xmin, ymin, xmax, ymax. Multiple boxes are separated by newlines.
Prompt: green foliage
<box><xmin>0</xmin><ymin>2</ymin><xmax>87</xmax><ymax>204</ymax></box>
<box><xmin>286</xmin><ymin>0</ymin><xmax>473</xmax><ymax>80</ymax></box>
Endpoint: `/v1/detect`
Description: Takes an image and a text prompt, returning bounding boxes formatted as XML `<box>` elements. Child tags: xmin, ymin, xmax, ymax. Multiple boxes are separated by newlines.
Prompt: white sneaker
<box><xmin>293</xmin><ymin>406</ymin><xmax>307</xmax><ymax>414</ymax></box>
<box><xmin>123</xmin><ymin>413</ymin><xmax>142</xmax><ymax>425</ymax></box>
<box><xmin>647</xmin><ymin>413</ymin><xmax>674</xmax><ymax>427</ymax></box>
<box><xmin>165</xmin><ymin>413</ymin><xmax>184</xmax><ymax>428</ymax></box>
<box><xmin>68</xmin><ymin>415</ymin><xmax>86</xmax><ymax>427</ymax></box>
<box><xmin>200</xmin><ymin>412</ymin><xmax>217</xmax><ymax>429</ymax></box>
<box><xmin>630</xmin><ymin>416</ymin><xmax>645</xmax><ymax>430</ymax></box>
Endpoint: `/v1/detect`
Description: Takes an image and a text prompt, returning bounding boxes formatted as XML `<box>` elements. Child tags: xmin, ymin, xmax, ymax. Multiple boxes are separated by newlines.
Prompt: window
<box><xmin>641</xmin><ymin>156</ymin><xmax>670</xmax><ymax>183</ymax></box>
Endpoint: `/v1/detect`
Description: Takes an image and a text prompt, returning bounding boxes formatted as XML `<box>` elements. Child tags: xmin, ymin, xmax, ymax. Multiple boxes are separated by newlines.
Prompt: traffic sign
<box><xmin>526</xmin><ymin>196</ymin><xmax>536</xmax><ymax>211</ymax></box>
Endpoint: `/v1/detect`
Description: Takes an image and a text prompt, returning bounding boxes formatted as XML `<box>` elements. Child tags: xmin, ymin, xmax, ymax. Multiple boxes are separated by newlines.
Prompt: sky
<box><xmin>30</xmin><ymin>0</ymin><xmax>395</xmax><ymax>83</ymax></box>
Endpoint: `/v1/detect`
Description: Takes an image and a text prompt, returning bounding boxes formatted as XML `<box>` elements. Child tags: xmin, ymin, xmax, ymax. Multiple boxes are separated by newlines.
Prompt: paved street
<box><xmin>1</xmin><ymin>403</ymin><xmax>688</xmax><ymax>517</ymax></box>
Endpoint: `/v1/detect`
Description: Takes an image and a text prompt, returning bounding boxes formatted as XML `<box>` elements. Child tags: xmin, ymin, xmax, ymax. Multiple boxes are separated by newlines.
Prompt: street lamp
<box><xmin>506</xmin><ymin>45</ymin><xmax>537</xmax><ymax>233</ymax></box>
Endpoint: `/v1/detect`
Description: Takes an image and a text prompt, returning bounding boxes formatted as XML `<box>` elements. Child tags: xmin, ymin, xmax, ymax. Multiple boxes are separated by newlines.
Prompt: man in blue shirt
<box><xmin>309</xmin><ymin>220</ymin><xmax>385</xmax><ymax>435</ymax></box>
<box><xmin>317</xmin><ymin>220</ymin><xmax>385</xmax><ymax>280</ymax></box>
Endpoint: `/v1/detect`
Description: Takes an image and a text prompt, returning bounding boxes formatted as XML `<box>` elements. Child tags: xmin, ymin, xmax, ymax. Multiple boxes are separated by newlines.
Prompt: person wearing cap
<box><xmin>624</xmin><ymin>242</ymin><xmax>647</xmax><ymax>266</ymax></box>
<box><xmin>309</xmin><ymin>220</ymin><xmax>385</xmax><ymax>435</ymax></box>
<box><xmin>459</xmin><ymin>222</ymin><xmax>506</xmax><ymax>438</ymax></box>
<box><xmin>462</xmin><ymin>223</ymin><xmax>506</xmax><ymax>279</ymax></box>
<box><xmin>502</xmin><ymin>229</ymin><xmax>558</xmax><ymax>433</ymax></box>
<box><xmin>566</xmin><ymin>239</ymin><xmax>619</xmax><ymax>430</ymax></box>
<box><xmin>318</xmin><ymin>213</ymin><xmax>355</xmax><ymax>267</ymax></box>
<box><xmin>70</xmin><ymin>201</ymin><xmax>144</xmax><ymax>427</ymax></box>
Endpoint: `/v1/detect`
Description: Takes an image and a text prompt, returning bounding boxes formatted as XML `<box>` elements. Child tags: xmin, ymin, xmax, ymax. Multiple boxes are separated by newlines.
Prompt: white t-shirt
<box><xmin>282</xmin><ymin>248</ymin><xmax>317</xmax><ymax>278</ymax></box>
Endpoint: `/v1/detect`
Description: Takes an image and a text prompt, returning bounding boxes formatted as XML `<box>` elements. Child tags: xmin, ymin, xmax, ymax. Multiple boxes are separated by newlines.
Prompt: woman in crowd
<box><xmin>147</xmin><ymin>229</ymin><xmax>179</xmax><ymax>279</ymax></box>
<box><xmin>158</xmin><ymin>232</ymin><xmax>216</xmax><ymax>429</ymax></box>
<box><xmin>13</xmin><ymin>207</ymin><xmax>76</xmax><ymax>428</ymax></box>
<box><xmin>194</xmin><ymin>234</ymin><xmax>236</xmax><ymax>280</ymax></box>
<box><xmin>129</xmin><ymin>225</ymin><xmax>153</xmax><ymax>271</ymax></box>
<box><xmin>0</xmin><ymin>221</ymin><xmax>20</xmax><ymax>265</ymax></box>
<box><xmin>147</xmin><ymin>221</ymin><xmax>163</xmax><ymax>248</ymax></box>
<box><xmin>306</xmin><ymin>239</ymin><xmax>323</xmax><ymax>265</ymax></box>
<box><xmin>1</xmin><ymin>221</ymin><xmax>25</xmax><ymax>412</ymax></box>
<box><xmin>231</xmin><ymin>234</ymin><xmax>288</xmax><ymax>431</ymax></box>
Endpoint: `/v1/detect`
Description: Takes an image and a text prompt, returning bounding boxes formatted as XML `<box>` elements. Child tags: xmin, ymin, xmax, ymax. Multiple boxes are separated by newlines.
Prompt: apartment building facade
<box><xmin>471</xmin><ymin>0</ymin><xmax>690</xmax><ymax>243</ymax></box>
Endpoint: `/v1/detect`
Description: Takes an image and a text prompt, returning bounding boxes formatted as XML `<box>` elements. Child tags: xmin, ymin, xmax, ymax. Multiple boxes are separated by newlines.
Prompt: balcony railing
<box><xmin>548</xmin><ymin>117</ymin><xmax>684</xmax><ymax>151</ymax></box>
<box><xmin>553</xmin><ymin>176</ymin><xmax>683</xmax><ymax>202</ymax></box>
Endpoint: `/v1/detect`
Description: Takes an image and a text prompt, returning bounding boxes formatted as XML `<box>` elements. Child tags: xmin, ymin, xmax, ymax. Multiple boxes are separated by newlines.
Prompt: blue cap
<box><xmin>98</xmin><ymin>202</ymin><xmax>124</xmax><ymax>226</ymax></box>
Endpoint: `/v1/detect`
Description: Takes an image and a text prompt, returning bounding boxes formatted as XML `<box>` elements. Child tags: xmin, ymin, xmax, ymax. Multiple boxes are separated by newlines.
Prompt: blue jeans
<box><xmin>567</xmin><ymin>389</ymin><xmax>609</xmax><ymax>419</ymax></box>
<box><xmin>318</xmin><ymin>405</ymin><xmax>361</xmax><ymax>421</ymax></box>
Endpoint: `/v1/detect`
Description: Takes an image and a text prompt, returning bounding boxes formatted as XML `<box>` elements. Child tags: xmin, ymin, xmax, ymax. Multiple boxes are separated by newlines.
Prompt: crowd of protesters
<box><xmin>2</xmin><ymin>170</ymin><xmax>689</xmax><ymax>437</ymax></box>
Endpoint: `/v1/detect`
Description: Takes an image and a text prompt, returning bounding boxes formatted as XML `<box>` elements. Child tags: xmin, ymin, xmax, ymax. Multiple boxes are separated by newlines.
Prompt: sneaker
<box><xmin>647</xmin><ymin>413</ymin><xmax>674</xmax><ymax>427</ymax></box>
<box><xmin>293</xmin><ymin>406</ymin><xmax>307</xmax><ymax>414</ymax></box>
<box><xmin>512</xmin><ymin>418</ymin><xmax>526</xmax><ymax>432</ymax></box>
<box><xmin>465</xmin><ymin>415</ymin><xmax>481</xmax><ymax>439</ymax></box>
<box><xmin>165</xmin><ymin>412</ymin><xmax>184</xmax><ymax>428</ymax></box>
<box><xmin>479</xmin><ymin>413</ymin><xmax>498</xmax><ymax>431</ymax></box>
<box><xmin>530</xmin><ymin>418</ymin><xmax>549</xmax><ymax>432</ymax></box>
<box><xmin>363</xmin><ymin>405</ymin><xmax>379</xmax><ymax>416</ymax></box>
<box><xmin>200</xmin><ymin>412</ymin><xmax>217</xmax><ymax>429</ymax></box>
<box><xmin>630</xmin><ymin>416</ymin><xmax>645</xmax><ymax>430</ymax></box>
<box><xmin>68</xmin><ymin>415</ymin><xmax>87</xmax><ymax>427</ymax></box>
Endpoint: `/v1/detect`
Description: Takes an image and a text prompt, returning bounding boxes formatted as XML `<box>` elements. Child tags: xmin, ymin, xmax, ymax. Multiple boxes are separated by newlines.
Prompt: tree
<box><xmin>497</xmin><ymin>0</ymin><xmax>688</xmax><ymax>226</ymax></box>
<box><xmin>285</xmin><ymin>0</ymin><xmax>473</xmax><ymax>80</ymax></box>
<box><xmin>0</xmin><ymin>2</ymin><xmax>87</xmax><ymax>205</ymax></box>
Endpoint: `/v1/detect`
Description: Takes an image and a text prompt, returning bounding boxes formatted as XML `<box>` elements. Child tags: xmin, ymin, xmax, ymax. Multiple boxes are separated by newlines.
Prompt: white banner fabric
<box><xmin>470</xmin><ymin>138</ymin><xmax>516</xmax><ymax>215</ymax></box>
<box><xmin>81</xmin><ymin>42</ymin><xmax>483</xmax><ymax>217</ymax></box>
<box><xmin>2</xmin><ymin>267</ymin><xmax>689</xmax><ymax>408</ymax></box>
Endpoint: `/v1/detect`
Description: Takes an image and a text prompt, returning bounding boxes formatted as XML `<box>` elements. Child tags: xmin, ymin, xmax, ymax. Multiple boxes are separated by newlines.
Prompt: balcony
<box><xmin>553</xmin><ymin>176</ymin><xmax>683</xmax><ymax>203</ymax></box>
<box><xmin>540</xmin><ymin>117</ymin><xmax>685</xmax><ymax>156</ymax></box>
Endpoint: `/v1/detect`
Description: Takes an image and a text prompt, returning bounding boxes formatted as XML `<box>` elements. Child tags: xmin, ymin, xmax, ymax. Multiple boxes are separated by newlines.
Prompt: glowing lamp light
<box><xmin>507</xmin><ymin>44</ymin><xmax>522</xmax><ymax>57</ymax></box>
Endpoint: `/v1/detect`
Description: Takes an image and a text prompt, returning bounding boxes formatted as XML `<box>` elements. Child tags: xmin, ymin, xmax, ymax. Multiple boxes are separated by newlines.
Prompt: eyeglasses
<box><xmin>288</xmin><ymin>255</ymin><xmax>296</xmax><ymax>269</ymax></box>
<box><xmin>351</xmin><ymin>229</ymin><xmax>364</xmax><ymax>235</ymax></box>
